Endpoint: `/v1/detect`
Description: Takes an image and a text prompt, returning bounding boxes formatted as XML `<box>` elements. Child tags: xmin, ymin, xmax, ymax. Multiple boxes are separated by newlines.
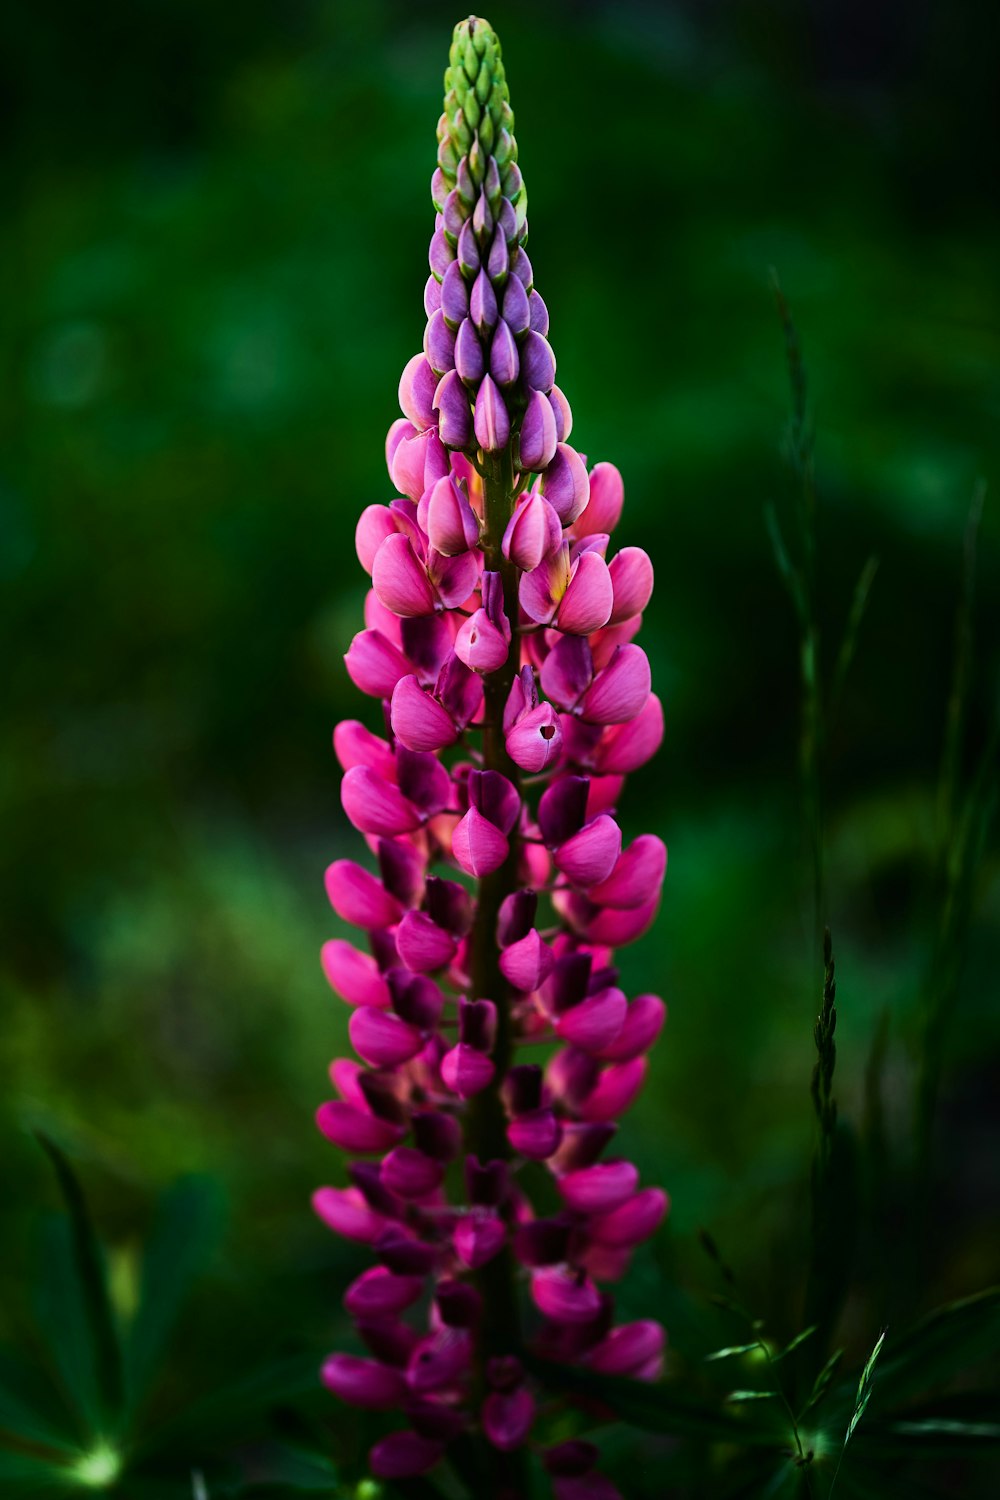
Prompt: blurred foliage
<box><xmin>1</xmin><ymin>0</ymin><xmax>998</xmax><ymax>1495</ymax></box>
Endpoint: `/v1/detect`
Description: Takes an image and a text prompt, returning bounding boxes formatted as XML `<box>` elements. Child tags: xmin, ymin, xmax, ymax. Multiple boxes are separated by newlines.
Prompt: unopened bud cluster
<box><xmin>314</xmin><ymin>18</ymin><xmax>669</xmax><ymax>1494</ymax></box>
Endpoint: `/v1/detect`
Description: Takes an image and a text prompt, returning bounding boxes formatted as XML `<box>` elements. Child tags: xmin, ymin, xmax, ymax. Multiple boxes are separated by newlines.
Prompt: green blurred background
<box><xmin>1</xmin><ymin>0</ymin><xmax>998</xmax><ymax>1490</ymax></box>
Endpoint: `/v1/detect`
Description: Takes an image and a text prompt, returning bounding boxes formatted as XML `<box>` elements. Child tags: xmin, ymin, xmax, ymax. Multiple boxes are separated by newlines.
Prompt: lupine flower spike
<box><xmin>316</xmin><ymin>17</ymin><xmax>668</xmax><ymax>1494</ymax></box>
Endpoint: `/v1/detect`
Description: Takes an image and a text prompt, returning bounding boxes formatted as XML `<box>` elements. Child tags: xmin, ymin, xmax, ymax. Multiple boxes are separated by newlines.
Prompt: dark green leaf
<box><xmin>126</xmin><ymin>1176</ymin><xmax>224</xmax><ymax>1414</ymax></box>
<box><xmin>35</xmin><ymin>1134</ymin><xmax>124</xmax><ymax>1425</ymax></box>
<box><xmin>136</xmin><ymin>1354</ymin><xmax>321</xmax><ymax>1460</ymax></box>
<box><xmin>33</xmin><ymin>1218</ymin><xmax>103</xmax><ymax>1438</ymax></box>
<box><xmin>871</xmin><ymin>1287</ymin><xmax>1000</xmax><ymax>1409</ymax></box>
<box><xmin>0</xmin><ymin>1351</ymin><xmax>77</xmax><ymax>1454</ymax></box>
<box><xmin>526</xmin><ymin>1359</ymin><xmax>787</xmax><ymax>1448</ymax></box>
<box><xmin>705</xmin><ymin>1343</ymin><xmax>762</xmax><ymax>1362</ymax></box>
<box><xmin>0</xmin><ymin>1449</ymin><xmax>73</xmax><ymax>1494</ymax></box>
<box><xmin>773</xmin><ymin>1327</ymin><xmax>818</xmax><ymax>1363</ymax></box>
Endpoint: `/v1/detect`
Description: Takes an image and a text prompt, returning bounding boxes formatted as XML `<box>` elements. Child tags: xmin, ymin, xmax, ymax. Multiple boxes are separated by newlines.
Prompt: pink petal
<box><xmin>608</xmin><ymin>546</ymin><xmax>654</xmax><ymax>623</ymax></box>
<box><xmin>557</xmin><ymin>1160</ymin><xmax>639</xmax><ymax>1214</ymax></box>
<box><xmin>372</xmin><ymin>533</ymin><xmax>438</xmax><ymax>617</ymax></box>
<box><xmin>345</xmin><ymin>629</ymin><xmax>412</xmax><ymax>699</ymax></box>
<box><xmin>454</xmin><ymin>1213</ymin><xmax>506</xmax><ymax>1268</ymax></box>
<box><xmin>505</xmin><ymin>702</ymin><xmax>562</xmax><ymax>772</ymax></box>
<box><xmin>344</xmin><ymin>1266</ymin><xmax>425</xmax><ymax>1319</ymax></box>
<box><xmin>556</xmin><ymin>551</ymin><xmax>614</xmax><ymax>636</ymax></box>
<box><xmin>322</xmin><ymin>1353</ymin><xmax>406</xmax><ymax>1410</ymax></box>
<box><xmin>588</xmin><ymin>835</ymin><xmax>667</xmax><ymax>909</ymax></box>
<box><xmin>474</xmin><ymin>373</ymin><xmax>510</xmax><ymax>451</ymax></box>
<box><xmin>572</xmin><ymin>461</ymin><xmax>623</xmax><ymax>538</ymax></box>
<box><xmin>483</xmin><ymin>1386</ymin><xmax>536</xmax><ymax>1451</ymax></box>
<box><xmin>381</xmin><ymin>1146</ymin><xmax>445</xmax><ymax>1200</ymax></box>
<box><xmin>451</xmin><ymin>806</ymin><xmax>509</xmax><ymax>878</ymax></box>
<box><xmin>325</xmin><ymin>860</ymin><xmax>403</xmax><ymax>928</ymax></box>
<box><xmin>370</xmin><ymin>1431</ymin><xmax>445</xmax><ymax>1480</ymax></box>
<box><xmin>502</xmin><ymin>490</ymin><xmax>562</xmax><ymax>571</ymax></box>
<box><xmin>585</xmin><ymin>1320</ymin><xmax>666</xmax><ymax>1376</ymax></box>
<box><xmin>499</xmin><ymin>929</ymin><xmax>555</xmax><ymax>991</ymax></box>
<box><xmin>440</xmin><ymin>1042</ymin><xmax>495</xmax><ymax>1098</ymax></box>
<box><xmin>406</xmin><ymin>1329</ymin><xmax>472</xmax><ymax>1394</ymax></box>
<box><xmin>428</xmin><ymin>547</ymin><xmax>481</xmax><ymax>609</ymax></box>
<box><xmin>555</xmin><ymin>989</ymin><xmax>627</xmax><ymax>1054</ymax></box>
<box><xmin>580</xmin><ymin>645</ymin><xmax>651</xmax><ymax>725</ymax></box>
<box><xmin>312</xmin><ymin>1186</ymin><xmax>386</xmax><ymax>1243</ymax></box>
<box><xmin>586</xmin><ymin>896</ymin><xmax>660</xmax><ymax>947</ymax></box>
<box><xmin>349</xmin><ymin>1007</ymin><xmax>424</xmax><ymax>1067</ymax></box>
<box><xmin>455</xmin><ymin>609</ymin><xmax>509</xmax><ymax>672</ymax></box>
<box><xmin>555</xmin><ymin>814</ymin><xmax>622</xmax><ymax>887</ymax></box>
<box><xmin>355</xmin><ymin>505</ymin><xmax>399</xmax><ymax>573</ymax></box>
<box><xmin>540</xmin><ymin>634</ymin><xmax>594</xmax><ymax>709</ymax></box>
<box><xmin>507</xmin><ymin>1108</ymin><xmax>562</xmax><ymax>1160</ymax></box>
<box><xmin>341</xmin><ymin>765</ymin><xmax>421</xmax><ymax>836</ymax></box>
<box><xmin>398</xmin><ymin>353</ymin><xmax>438</xmax><ymax>430</ymax></box>
<box><xmin>531</xmin><ymin>1268</ymin><xmax>602</xmax><ymax>1324</ymax></box>
<box><xmin>594</xmin><ymin>694</ymin><xmax>664</xmax><ymax>773</ymax></box>
<box><xmin>542</xmin><ymin>443</ymin><xmax>591</xmax><ymax>524</ymax></box>
<box><xmin>333</xmin><ymin>720</ymin><xmax>397</xmax><ymax>779</ymax></box>
<box><xmin>424</xmin><ymin>475</ymin><xmax>479</xmax><ymax>555</ymax></box>
<box><xmin>396</xmin><ymin>909</ymin><xmax>458</xmax><ymax>973</ymax></box>
<box><xmin>315</xmin><ymin>1101</ymin><xmax>403</xmax><ymax>1154</ymax></box>
<box><xmin>589</xmin><ymin>1188</ymin><xmax>670</xmax><ymax>1248</ymax></box>
<box><xmin>390</xmin><ymin>675</ymin><xmax>458</xmax><ymax>751</ymax></box>
<box><xmin>321</xmin><ymin>939</ymin><xmax>391</xmax><ymax>1008</ymax></box>
<box><xmin>596</xmin><ymin>994</ymin><xmax>666</xmax><ymax>1062</ymax></box>
<box><xmin>518</xmin><ymin>543</ymin><xmax>571</xmax><ymax>625</ymax></box>
<box><xmin>579</xmin><ymin>1058</ymin><xmax>647</xmax><ymax>1122</ymax></box>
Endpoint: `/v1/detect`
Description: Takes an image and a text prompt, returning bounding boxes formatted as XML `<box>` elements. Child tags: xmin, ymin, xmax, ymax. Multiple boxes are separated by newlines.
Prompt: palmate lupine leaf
<box><xmin>125</xmin><ymin>1175</ymin><xmax>223</xmax><ymax>1416</ymax></box>
<box><xmin>34</xmin><ymin>1134</ymin><xmax>124</xmax><ymax>1433</ymax></box>
<box><xmin>0</xmin><ymin>1350</ymin><xmax>78</xmax><ymax>1455</ymax></box>
<box><xmin>0</xmin><ymin>1449</ymin><xmax>72</xmax><ymax>1494</ymax></box>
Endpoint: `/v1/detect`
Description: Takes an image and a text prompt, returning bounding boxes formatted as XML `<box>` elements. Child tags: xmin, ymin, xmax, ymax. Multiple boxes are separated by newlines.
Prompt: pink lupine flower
<box><xmin>313</xmin><ymin>16</ymin><xmax>669</xmax><ymax>1494</ymax></box>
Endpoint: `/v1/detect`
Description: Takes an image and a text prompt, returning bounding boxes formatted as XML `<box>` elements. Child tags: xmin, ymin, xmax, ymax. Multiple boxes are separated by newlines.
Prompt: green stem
<box><xmin>464</xmin><ymin>443</ymin><xmax>527</xmax><ymax>1496</ymax></box>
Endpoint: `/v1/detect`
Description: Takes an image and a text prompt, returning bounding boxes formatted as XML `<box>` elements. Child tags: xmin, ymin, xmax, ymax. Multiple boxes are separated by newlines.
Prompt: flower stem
<box><xmin>465</xmin><ymin>444</ymin><xmax>527</xmax><ymax>1492</ymax></box>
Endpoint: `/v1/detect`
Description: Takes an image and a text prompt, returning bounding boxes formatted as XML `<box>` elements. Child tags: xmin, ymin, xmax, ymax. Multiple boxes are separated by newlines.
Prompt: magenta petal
<box><xmin>344</xmin><ymin>1266</ymin><xmax>425</xmax><ymax>1319</ymax></box>
<box><xmin>507</xmin><ymin>1108</ymin><xmax>562</xmax><ymax>1160</ymax></box>
<box><xmin>595</xmin><ymin>693</ymin><xmax>664</xmax><ymax>774</ymax></box>
<box><xmin>588</xmin><ymin>834</ymin><xmax>667</xmax><ymax>909</ymax></box>
<box><xmin>556</xmin><ymin>552</ymin><xmax>614</xmax><ymax>636</ymax></box>
<box><xmin>312</xmin><ymin>1186</ymin><xmax>387</xmax><ymax>1243</ymax></box>
<box><xmin>433</xmin><ymin>369</ymin><xmax>472</xmax><ymax>448</ymax></box>
<box><xmin>518</xmin><ymin>390</ymin><xmax>559</xmax><ymax>472</ymax></box>
<box><xmin>322</xmin><ymin>1353</ymin><xmax>406</xmax><ymax>1410</ymax></box>
<box><xmin>370</xmin><ymin>1431</ymin><xmax>445</xmax><ymax>1480</ymax></box>
<box><xmin>554</xmin><ymin>1475</ymin><xmax>623</xmax><ymax>1500</ymax></box>
<box><xmin>429</xmin><ymin>547</ymin><xmax>481</xmax><ymax>609</ymax></box>
<box><xmin>585</xmin><ymin>1320</ymin><xmax>666</xmax><ymax>1376</ymax></box>
<box><xmin>381</xmin><ymin>1146</ymin><xmax>445</xmax><ymax>1200</ymax></box>
<box><xmin>454</xmin><ymin>1213</ymin><xmax>506</xmax><ymax>1268</ymax></box>
<box><xmin>580</xmin><ymin>645</ymin><xmax>651</xmax><ymax>725</ymax></box>
<box><xmin>455</xmin><ymin>608</ymin><xmax>509</xmax><ymax>672</ymax></box>
<box><xmin>499</xmin><ymin>928</ymin><xmax>555</xmax><ymax>991</ymax></box>
<box><xmin>474</xmin><ymin>373</ymin><xmax>510</xmax><ymax>452</ymax></box>
<box><xmin>325</xmin><ymin>860</ymin><xmax>403</xmax><ymax>929</ymax></box>
<box><xmin>519</xmin><ymin>543</ymin><xmax>571</xmax><ymax>625</ymax></box>
<box><xmin>373</xmin><ymin>533</ymin><xmax>438</xmax><ymax>617</ymax></box>
<box><xmin>345</xmin><ymin>629</ymin><xmax>412</xmax><ymax>699</ymax></box>
<box><xmin>315</xmin><ymin>1102</ymin><xmax>403</xmax><ymax>1154</ymax></box>
<box><xmin>398</xmin><ymin>354</ymin><xmax>438</xmax><ymax>430</ymax></box>
<box><xmin>596</xmin><ymin>994</ymin><xmax>666</xmax><ymax>1062</ymax></box>
<box><xmin>502</xmin><ymin>490</ymin><xmax>562</xmax><ymax>571</ymax></box>
<box><xmin>349</xmin><ymin>1007</ymin><xmax>424</xmax><ymax>1067</ymax></box>
<box><xmin>542</xmin><ymin>444</ymin><xmax>591</xmax><ymax>524</ymax></box>
<box><xmin>356</xmin><ymin>505</ymin><xmax>399</xmax><ymax>573</ymax></box>
<box><xmin>505</xmin><ymin>703</ymin><xmax>562</xmax><ymax>772</ymax></box>
<box><xmin>608</xmin><ymin>546</ymin><xmax>654</xmax><ymax>623</ymax></box>
<box><xmin>573</xmin><ymin>461</ymin><xmax>624</xmax><ymax>538</ymax></box>
<box><xmin>333</xmin><ymin>720</ymin><xmax>397</xmax><ymax>778</ymax></box>
<box><xmin>586</xmin><ymin>896</ymin><xmax>660</xmax><ymax>947</ymax></box>
<box><xmin>406</xmin><ymin>1329</ymin><xmax>472</xmax><ymax>1394</ymax></box>
<box><xmin>440</xmin><ymin>1042</ymin><xmax>496</xmax><ymax>1098</ymax></box>
<box><xmin>425</xmin><ymin>474</ymin><xmax>479</xmax><ymax>555</ymax></box>
<box><xmin>531</xmin><ymin>1268</ymin><xmax>602</xmax><ymax>1324</ymax></box>
<box><xmin>395</xmin><ymin>909</ymin><xmax>458</xmax><ymax>973</ymax></box>
<box><xmin>452</xmin><ymin>806</ymin><xmax>509</xmax><ymax>878</ymax></box>
<box><xmin>580</xmin><ymin>1058</ymin><xmax>648</xmax><ymax>1122</ymax></box>
<box><xmin>483</xmin><ymin>1386</ymin><xmax>536</xmax><ymax>1451</ymax></box>
<box><xmin>557</xmin><ymin>1160</ymin><xmax>639</xmax><ymax>1214</ymax></box>
<box><xmin>555</xmin><ymin>814</ymin><xmax>622</xmax><ymax>887</ymax></box>
<box><xmin>589</xmin><ymin>1188</ymin><xmax>670</xmax><ymax>1247</ymax></box>
<box><xmin>341</xmin><ymin>766</ymin><xmax>421</xmax><ymax>836</ymax></box>
<box><xmin>321</xmin><ymin>939</ymin><xmax>392</xmax><ymax>1008</ymax></box>
<box><xmin>540</xmin><ymin>634</ymin><xmax>594</xmax><ymax>709</ymax></box>
<box><xmin>390</xmin><ymin>675</ymin><xmax>458</xmax><ymax>752</ymax></box>
<box><xmin>555</xmin><ymin>989</ymin><xmax>627</xmax><ymax>1054</ymax></box>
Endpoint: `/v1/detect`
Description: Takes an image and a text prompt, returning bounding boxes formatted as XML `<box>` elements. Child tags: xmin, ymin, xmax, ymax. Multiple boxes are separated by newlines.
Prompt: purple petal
<box><xmin>322</xmin><ymin>1353</ymin><xmax>406</xmax><ymax>1410</ymax></box>
<box><xmin>390</xmin><ymin>675</ymin><xmax>458</xmax><ymax>751</ymax></box>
